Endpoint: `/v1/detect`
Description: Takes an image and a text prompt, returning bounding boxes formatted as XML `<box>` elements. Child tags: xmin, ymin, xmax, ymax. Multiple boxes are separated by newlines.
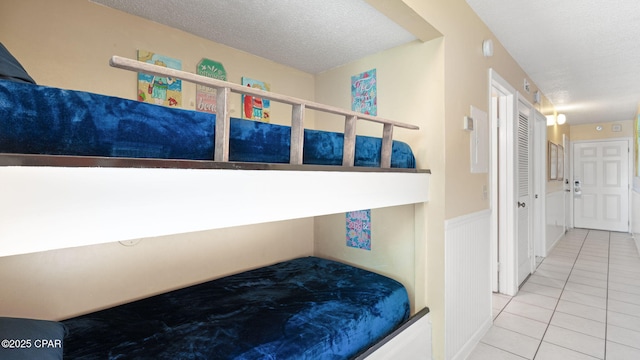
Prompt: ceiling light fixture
<box><xmin>546</xmin><ymin>115</ymin><xmax>555</xmax><ymax>126</ymax></box>
<box><xmin>556</xmin><ymin>114</ymin><xmax>566</xmax><ymax>125</ymax></box>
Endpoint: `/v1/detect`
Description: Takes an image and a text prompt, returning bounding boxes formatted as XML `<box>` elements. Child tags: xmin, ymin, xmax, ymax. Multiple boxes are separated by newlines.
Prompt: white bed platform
<box><xmin>0</xmin><ymin>156</ymin><xmax>429</xmax><ymax>257</ymax></box>
<box><xmin>358</xmin><ymin>308</ymin><xmax>432</xmax><ymax>360</ymax></box>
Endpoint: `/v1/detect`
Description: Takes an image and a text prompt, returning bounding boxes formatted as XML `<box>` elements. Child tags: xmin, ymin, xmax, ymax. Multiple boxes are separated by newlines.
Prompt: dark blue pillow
<box><xmin>0</xmin><ymin>317</ymin><xmax>66</xmax><ymax>360</ymax></box>
<box><xmin>0</xmin><ymin>43</ymin><xmax>36</xmax><ymax>84</ymax></box>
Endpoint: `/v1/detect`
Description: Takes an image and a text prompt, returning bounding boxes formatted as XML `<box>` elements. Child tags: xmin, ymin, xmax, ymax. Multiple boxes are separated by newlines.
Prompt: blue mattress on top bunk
<box><xmin>62</xmin><ymin>256</ymin><xmax>410</xmax><ymax>359</ymax></box>
<box><xmin>0</xmin><ymin>80</ymin><xmax>415</xmax><ymax>168</ymax></box>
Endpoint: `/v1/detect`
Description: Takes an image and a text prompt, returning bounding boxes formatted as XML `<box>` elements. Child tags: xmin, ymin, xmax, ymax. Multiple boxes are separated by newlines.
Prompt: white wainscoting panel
<box><xmin>444</xmin><ymin>209</ymin><xmax>492</xmax><ymax>360</ymax></box>
<box><xmin>633</xmin><ymin>190</ymin><xmax>640</xmax><ymax>254</ymax></box>
<box><xmin>546</xmin><ymin>190</ymin><xmax>566</xmax><ymax>254</ymax></box>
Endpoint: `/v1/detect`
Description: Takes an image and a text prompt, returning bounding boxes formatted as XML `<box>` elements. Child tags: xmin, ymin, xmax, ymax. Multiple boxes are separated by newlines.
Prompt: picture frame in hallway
<box><xmin>557</xmin><ymin>145</ymin><xmax>564</xmax><ymax>181</ymax></box>
<box><xmin>548</xmin><ymin>141</ymin><xmax>557</xmax><ymax>180</ymax></box>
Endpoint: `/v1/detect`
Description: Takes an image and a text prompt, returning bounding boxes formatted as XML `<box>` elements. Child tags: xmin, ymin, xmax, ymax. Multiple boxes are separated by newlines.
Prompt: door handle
<box><xmin>517</xmin><ymin>201</ymin><xmax>526</xmax><ymax>208</ymax></box>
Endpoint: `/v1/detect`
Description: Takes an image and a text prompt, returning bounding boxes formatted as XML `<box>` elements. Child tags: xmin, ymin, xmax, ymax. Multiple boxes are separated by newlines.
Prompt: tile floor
<box><xmin>467</xmin><ymin>229</ymin><xmax>640</xmax><ymax>360</ymax></box>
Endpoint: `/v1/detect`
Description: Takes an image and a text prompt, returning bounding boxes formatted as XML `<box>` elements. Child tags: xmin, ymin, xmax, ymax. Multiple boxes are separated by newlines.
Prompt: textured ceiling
<box><xmin>91</xmin><ymin>0</ymin><xmax>416</xmax><ymax>75</ymax></box>
<box><xmin>466</xmin><ymin>0</ymin><xmax>640</xmax><ymax>125</ymax></box>
<box><xmin>92</xmin><ymin>0</ymin><xmax>638</xmax><ymax>125</ymax></box>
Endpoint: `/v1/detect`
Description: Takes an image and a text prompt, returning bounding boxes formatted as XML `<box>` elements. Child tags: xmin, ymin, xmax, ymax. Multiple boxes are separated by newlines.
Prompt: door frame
<box><xmin>570</xmin><ymin>137</ymin><xmax>633</xmax><ymax>233</ymax></box>
<box><xmin>533</xmin><ymin>110</ymin><xmax>547</xmax><ymax>260</ymax></box>
<box><xmin>490</xmin><ymin>69</ymin><xmax>517</xmax><ymax>295</ymax></box>
<box><xmin>490</xmin><ymin>69</ymin><xmax>545</xmax><ymax>295</ymax></box>
<box><xmin>564</xmin><ymin>134</ymin><xmax>572</xmax><ymax>231</ymax></box>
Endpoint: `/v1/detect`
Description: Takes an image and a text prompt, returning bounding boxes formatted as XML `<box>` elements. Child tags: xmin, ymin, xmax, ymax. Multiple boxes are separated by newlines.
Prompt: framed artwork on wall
<box><xmin>557</xmin><ymin>145</ymin><xmax>564</xmax><ymax>181</ymax></box>
<box><xmin>196</xmin><ymin>58</ymin><xmax>226</xmax><ymax>114</ymax></box>
<box><xmin>241</xmin><ymin>77</ymin><xmax>271</xmax><ymax>122</ymax></box>
<box><xmin>549</xmin><ymin>142</ymin><xmax>558</xmax><ymax>180</ymax></box>
<box><xmin>351</xmin><ymin>69</ymin><xmax>377</xmax><ymax>116</ymax></box>
<box><xmin>136</xmin><ymin>50</ymin><xmax>182</xmax><ymax>107</ymax></box>
<box><xmin>346</xmin><ymin>210</ymin><xmax>371</xmax><ymax>251</ymax></box>
<box><xmin>636</xmin><ymin>114</ymin><xmax>640</xmax><ymax>176</ymax></box>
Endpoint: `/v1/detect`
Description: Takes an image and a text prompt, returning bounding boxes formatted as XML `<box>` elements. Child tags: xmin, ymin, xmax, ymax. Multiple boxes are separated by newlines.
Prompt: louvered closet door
<box><xmin>516</xmin><ymin>101</ymin><xmax>533</xmax><ymax>286</ymax></box>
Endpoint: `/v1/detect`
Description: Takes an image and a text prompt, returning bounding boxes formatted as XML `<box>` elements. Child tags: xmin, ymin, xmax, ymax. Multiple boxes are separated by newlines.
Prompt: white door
<box><xmin>573</xmin><ymin>140</ymin><xmax>630</xmax><ymax>232</ymax></box>
<box><xmin>516</xmin><ymin>99</ymin><xmax>533</xmax><ymax>286</ymax></box>
<box><xmin>491</xmin><ymin>69</ymin><xmax>517</xmax><ymax>295</ymax></box>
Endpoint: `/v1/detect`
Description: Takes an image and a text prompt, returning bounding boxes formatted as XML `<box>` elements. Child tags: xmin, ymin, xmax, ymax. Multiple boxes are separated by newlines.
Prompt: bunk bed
<box><xmin>0</xmin><ymin>55</ymin><xmax>432</xmax><ymax>359</ymax></box>
<box><xmin>61</xmin><ymin>256</ymin><xmax>413</xmax><ymax>359</ymax></box>
<box><xmin>0</xmin><ymin>56</ymin><xmax>430</xmax><ymax>258</ymax></box>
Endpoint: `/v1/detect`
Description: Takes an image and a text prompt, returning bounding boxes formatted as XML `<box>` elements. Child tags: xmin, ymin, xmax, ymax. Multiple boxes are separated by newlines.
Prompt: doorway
<box><xmin>490</xmin><ymin>69</ymin><xmax>545</xmax><ymax>296</ymax></box>
<box><xmin>490</xmin><ymin>70</ymin><xmax>515</xmax><ymax>294</ymax></box>
<box><xmin>533</xmin><ymin>110</ymin><xmax>548</xmax><ymax>262</ymax></box>
<box><xmin>573</xmin><ymin>139</ymin><xmax>631</xmax><ymax>232</ymax></box>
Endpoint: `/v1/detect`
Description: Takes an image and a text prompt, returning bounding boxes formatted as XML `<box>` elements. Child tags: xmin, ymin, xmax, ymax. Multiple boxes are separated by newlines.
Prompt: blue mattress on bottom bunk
<box><xmin>0</xmin><ymin>80</ymin><xmax>415</xmax><ymax>168</ymax></box>
<box><xmin>62</xmin><ymin>257</ymin><xmax>410</xmax><ymax>359</ymax></box>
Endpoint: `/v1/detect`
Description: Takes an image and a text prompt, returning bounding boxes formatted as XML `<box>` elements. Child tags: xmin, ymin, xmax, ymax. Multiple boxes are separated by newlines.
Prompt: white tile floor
<box><xmin>467</xmin><ymin>229</ymin><xmax>640</xmax><ymax>360</ymax></box>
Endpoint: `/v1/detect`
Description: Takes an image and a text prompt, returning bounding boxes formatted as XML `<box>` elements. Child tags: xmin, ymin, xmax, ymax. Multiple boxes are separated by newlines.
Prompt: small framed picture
<box><xmin>549</xmin><ymin>142</ymin><xmax>558</xmax><ymax>180</ymax></box>
<box><xmin>557</xmin><ymin>145</ymin><xmax>564</xmax><ymax>181</ymax></box>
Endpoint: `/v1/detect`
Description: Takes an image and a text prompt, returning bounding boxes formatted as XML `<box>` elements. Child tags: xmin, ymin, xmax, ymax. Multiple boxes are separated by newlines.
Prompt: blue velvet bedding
<box><xmin>62</xmin><ymin>257</ymin><xmax>410</xmax><ymax>359</ymax></box>
<box><xmin>0</xmin><ymin>80</ymin><xmax>415</xmax><ymax>168</ymax></box>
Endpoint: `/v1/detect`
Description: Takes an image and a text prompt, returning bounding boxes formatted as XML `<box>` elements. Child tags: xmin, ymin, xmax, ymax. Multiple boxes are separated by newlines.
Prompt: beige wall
<box><xmin>0</xmin><ymin>0</ymin><xmax>316</xmax><ymax>127</ymax></box>
<box><xmin>315</xmin><ymin>33</ymin><xmax>446</xmax><ymax>356</ymax></box>
<box><xmin>315</xmin><ymin>205</ymin><xmax>418</xmax><ymax>313</ymax></box>
<box><xmin>547</xmin><ymin>121</ymin><xmax>570</xmax><ymax>145</ymax></box>
<box><xmin>0</xmin><ymin>220</ymin><xmax>313</xmax><ymax>320</ymax></box>
<box><xmin>405</xmin><ymin>0</ymin><xmax>548</xmax><ymax>219</ymax></box>
<box><xmin>0</xmin><ymin>0</ymin><xmax>319</xmax><ymax>320</ymax></box>
<box><xmin>571</xmin><ymin>120</ymin><xmax>634</xmax><ymax>141</ymax></box>
<box><xmin>313</xmin><ymin>39</ymin><xmax>443</xmax><ymax>316</ymax></box>
<box><xmin>547</xmin><ymin>121</ymin><xmax>570</xmax><ymax>193</ymax></box>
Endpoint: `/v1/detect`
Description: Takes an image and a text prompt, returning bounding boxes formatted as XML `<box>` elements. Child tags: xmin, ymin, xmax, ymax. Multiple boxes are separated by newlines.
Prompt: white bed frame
<box><xmin>0</xmin><ymin>57</ymin><xmax>432</xmax><ymax>358</ymax></box>
<box><xmin>358</xmin><ymin>308</ymin><xmax>432</xmax><ymax>360</ymax></box>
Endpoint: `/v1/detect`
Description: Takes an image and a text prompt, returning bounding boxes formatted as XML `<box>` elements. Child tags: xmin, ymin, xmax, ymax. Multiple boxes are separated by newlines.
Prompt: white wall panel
<box><xmin>444</xmin><ymin>210</ymin><xmax>492</xmax><ymax>360</ymax></box>
<box><xmin>633</xmin><ymin>190</ymin><xmax>640</xmax><ymax>254</ymax></box>
<box><xmin>546</xmin><ymin>190</ymin><xmax>566</xmax><ymax>254</ymax></box>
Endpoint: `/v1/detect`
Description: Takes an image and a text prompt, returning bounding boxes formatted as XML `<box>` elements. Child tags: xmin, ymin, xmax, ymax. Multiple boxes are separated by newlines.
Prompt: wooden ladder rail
<box><xmin>110</xmin><ymin>56</ymin><xmax>419</xmax><ymax>168</ymax></box>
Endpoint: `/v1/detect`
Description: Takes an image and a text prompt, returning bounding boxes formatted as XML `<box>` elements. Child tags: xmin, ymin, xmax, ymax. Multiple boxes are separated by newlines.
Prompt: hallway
<box><xmin>468</xmin><ymin>229</ymin><xmax>640</xmax><ymax>359</ymax></box>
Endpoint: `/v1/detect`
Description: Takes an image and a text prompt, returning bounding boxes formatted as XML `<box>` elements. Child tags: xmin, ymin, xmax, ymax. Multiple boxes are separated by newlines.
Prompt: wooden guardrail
<box><xmin>110</xmin><ymin>56</ymin><xmax>419</xmax><ymax>168</ymax></box>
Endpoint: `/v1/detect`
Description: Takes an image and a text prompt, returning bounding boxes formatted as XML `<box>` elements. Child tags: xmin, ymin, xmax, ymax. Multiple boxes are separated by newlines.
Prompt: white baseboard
<box><xmin>451</xmin><ymin>316</ymin><xmax>492</xmax><ymax>360</ymax></box>
<box><xmin>546</xmin><ymin>230</ymin><xmax>565</xmax><ymax>257</ymax></box>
